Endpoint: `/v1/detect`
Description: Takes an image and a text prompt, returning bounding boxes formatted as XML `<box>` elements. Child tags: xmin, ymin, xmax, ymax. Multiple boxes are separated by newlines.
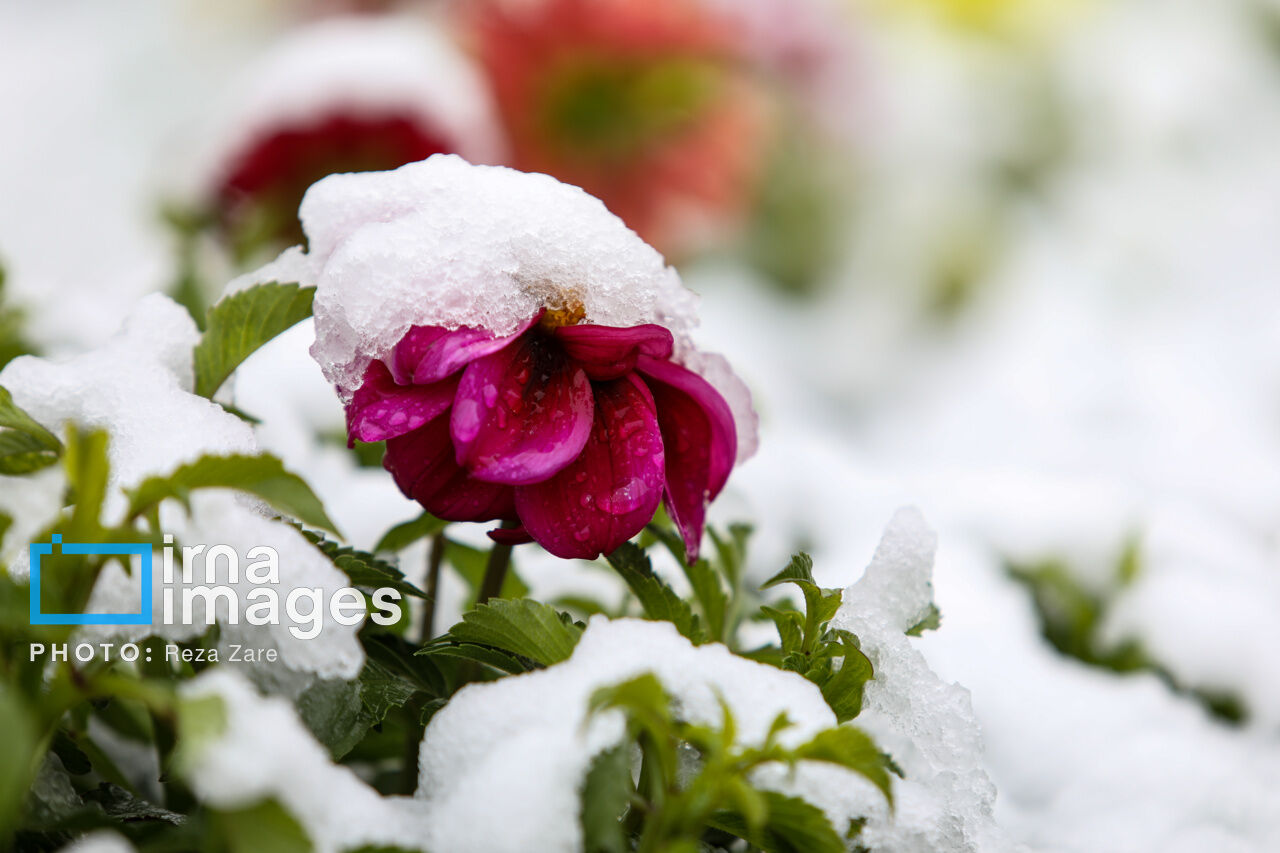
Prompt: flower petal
<box><xmin>451</xmin><ymin>333</ymin><xmax>595</xmax><ymax>485</ymax></box>
<box><xmin>384</xmin><ymin>413</ymin><xmax>515</xmax><ymax>522</ymax></box>
<box><xmin>553</xmin><ymin>323</ymin><xmax>675</xmax><ymax>380</ymax></box>
<box><xmin>636</xmin><ymin>355</ymin><xmax>737</xmax><ymax>563</ymax></box>
<box><xmin>391</xmin><ymin>313</ymin><xmax>540</xmax><ymax>385</ymax></box>
<box><xmin>346</xmin><ymin>361</ymin><xmax>459</xmax><ymax>444</ymax></box>
<box><xmin>514</xmin><ymin>375</ymin><xmax>665</xmax><ymax>560</ymax></box>
<box><xmin>487</xmin><ymin>525</ymin><xmax>535</xmax><ymax>546</ymax></box>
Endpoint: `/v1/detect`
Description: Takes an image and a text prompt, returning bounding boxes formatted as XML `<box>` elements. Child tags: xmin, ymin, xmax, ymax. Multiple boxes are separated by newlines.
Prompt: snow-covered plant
<box><xmin>0</xmin><ymin>159</ymin><xmax>1004</xmax><ymax>853</ymax></box>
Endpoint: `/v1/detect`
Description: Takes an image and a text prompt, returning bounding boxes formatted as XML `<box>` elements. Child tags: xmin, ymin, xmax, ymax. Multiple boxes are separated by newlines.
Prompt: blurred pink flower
<box><xmin>346</xmin><ymin>311</ymin><xmax>738</xmax><ymax>562</ymax></box>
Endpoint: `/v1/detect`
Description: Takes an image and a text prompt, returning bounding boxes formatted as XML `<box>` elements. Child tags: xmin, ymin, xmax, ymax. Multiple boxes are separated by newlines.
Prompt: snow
<box><xmin>833</xmin><ymin>509</ymin><xmax>1013</xmax><ymax>852</ymax></box>
<box><xmin>56</xmin><ymin>832</ymin><xmax>136</xmax><ymax>853</ymax></box>
<box><xmin>0</xmin><ymin>295</ymin><xmax>363</xmax><ymax>679</ymax></box>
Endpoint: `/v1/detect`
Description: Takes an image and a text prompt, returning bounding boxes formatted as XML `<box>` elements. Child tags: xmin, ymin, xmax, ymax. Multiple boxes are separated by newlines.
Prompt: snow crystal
<box><xmin>832</xmin><ymin>508</ymin><xmax>1018</xmax><ymax>853</ymax></box>
<box><xmin>239</xmin><ymin>154</ymin><xmax>755</xmax><ymax>459</ymax></box>
<box><xmin>198</xmin><ymin>16</ymin><xmax>503</xmax><ymax>195</ymax></box>
<box><xmin>181</xmin><ymin>668</ymin><xmax>430</xmax><ymax>853</ymax></box>
<box><xmin>416</xmin><ymin>616</ymin><xmax>869</xmax><ymax>853</ymax></box>
<box><xmin>0</xmin><ymin>295</ymin><xmax>362</xmax><ymax>679</ymax></box>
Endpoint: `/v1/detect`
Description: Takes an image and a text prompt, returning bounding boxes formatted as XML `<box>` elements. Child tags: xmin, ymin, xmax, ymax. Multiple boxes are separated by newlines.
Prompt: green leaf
<box><xmin>588</xmin><ymin>673</ymin><xmax>673</xmax><ymax>733</ymax></box>
<box><xmin>375</xmin><ymin>512</ymin><xmax>448</xmax><ymax>553</ymax></box>
<box><xmin>193</xmin><ymin>282</ymin><xmax>315</xmax><ymax>399</ymax></box>
<box><xmin>762</xmin><ymin>552</ymin><xmax>816</xmax><ymax>589</ymax></box>
<box><xmin>425</xmin><ymin>643</ymin><xmax>531</xmax><ymax>675</ymax></box>
<box><xmin>905</xmin><ymin>603</ymin><xmax>941</xmax><ymax>637</ymax></box>
<box><xmin>761</xmin><ymin>605</ymin><xmax>803</xmax><ymax>654</ymax></box>
<box><xmin>710</xmin><ymin>522</ymin><xmax>753</xmax><ymax>588</ymax></box>
<box><xmin>793</xmin><ymin>726</ymin><xmax>894</xmax><ymax>806</ymax></box>
<box><xmin>295</xmin><ymin>678</ymin><xmax>369</xmax><ymax>760</ymax></box>
<box><xmin>64</xmin><ymin>427</ymin><xmax>110</xmax><ymax>540</ymax></box>
<box><xmin>126</xmin><ymin>452</ymin><xmax>338</xmax><ymax>535</ymax></box>
<box><xmin>709</xmin><ymin>791</ymin><xmax>845</xmax><ymax>853</ymax></box>
<box><xmin>605</xmin><ymin>543</ymin><xmax>704</xmax><ymax>643</ymax></box>
<box><xmin>210</xmin><ymin>798</ymin><xmax>312</xmax><ymax>853</ymax></box>
<box><xmin>81</xmin><ymin>782</ymin><xmax>185</xmax><ymax>824</ymax></box>
<box><xmin>0</xmin><ymin>384</ymin><xmax>61</xmax><ymax>474</ymax></box>
<box><xmin>443</xmin><ymin>598</ymin><xmax>583</xmax><ymax>666</ymax></box>
<box><xmin>580</xmin><ymin>745</ymin><xmax>632</xmax><ymax>853</ymax></box>
<box><xmin>295</xmin><ymin>527</ymin><xmax>427</xmax><ymax>598</ymax></box>
<box><xmin>820</xmin><ymin>632</ymin><xmax>874</xmax><ymax>723</ymax></box>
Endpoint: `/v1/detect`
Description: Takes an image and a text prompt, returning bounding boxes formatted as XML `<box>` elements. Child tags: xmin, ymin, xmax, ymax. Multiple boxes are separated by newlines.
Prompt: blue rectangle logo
<box><xmin>29</xmin><ymin>534</ymin><xmax>153</xmax><ymax>626</ymax></box>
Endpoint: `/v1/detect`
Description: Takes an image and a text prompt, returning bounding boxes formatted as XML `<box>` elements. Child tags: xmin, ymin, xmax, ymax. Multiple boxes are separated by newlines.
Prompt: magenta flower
<box><xmin>346</xmin><ymin>312</ymin><xmax>736</xmax><ymax>562</ymax></box>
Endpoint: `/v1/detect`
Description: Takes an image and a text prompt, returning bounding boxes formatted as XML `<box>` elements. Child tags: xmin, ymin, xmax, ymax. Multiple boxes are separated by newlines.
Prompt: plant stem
<box><xmin>477</xmin><ymin>521</ymin><xmax>518</xmax><ymax>605</ymax></box>
<box><xmin>420</xmin><ymin>532</ymin><xmax>445</xmax><ymax>642</ymax></box>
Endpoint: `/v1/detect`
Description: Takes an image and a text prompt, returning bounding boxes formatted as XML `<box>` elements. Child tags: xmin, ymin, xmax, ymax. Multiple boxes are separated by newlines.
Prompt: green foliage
<box><xmin>192</xmin><ymin>282</ymin><xmax>315</xmax><ymax>399</ymax></box>
<box><xmin>295</xmin><ymin>526</ymin><xmax>427</xmax><ymax>599</ymax></box>
<box><xmin>126</xmin><ymin>452</ymin><xmax>338</xmax><ymax>535</ymax></box>
<box><xmin>606</xmin><ymin>542</ymin><xmax>705</xmax><ymax>643</ymax></box>
<box><xmin>0</xmin><ymin>402</ymin><xmax>913</xmax><ymax>853</ymax></box>
<box><xmin>208</xmin><ymin>798</ymin><xmax>313</xmax><ymax>853</ymax></box>
<box><xmin>580</xmin><ymin>746</ymin><xmax>632</xmax><ymax>853</ymax></box>
<box><xmin>1009</xmin><ymin>543</ymin><xmax>1247</xmax><ymax>724</ymax></box>
<box><xmin>758</xmin><ymin>553</ymin><xmax>876</xmax><ymax>723</ymax></box>
<box><xmin>375</xmin><ymin>512</ymin><xmax>448</xmax><ymax>553</ymax></box>
<box><xmin>0</xmin><ymin>683</ymin><xmax>39</xmax><ymax>846</ymax></box>
<box><xmin>582</xmin><ymin>673</ymin><xmax>892</xmax><ymax>853</ymax></box>
<box><xmin>0</xmin><ymin>383</ymin><xmax>62</xmax><ymax>474</ymax></box>
<box><xmin>421</xmin><ymin>599</ymin><xmax>584</xmax><ymax>671</ymax></box>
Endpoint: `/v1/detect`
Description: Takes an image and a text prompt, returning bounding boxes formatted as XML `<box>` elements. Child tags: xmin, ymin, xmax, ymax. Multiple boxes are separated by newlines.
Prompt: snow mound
<box><xmin>832</xmin><ymin>508</ymin><xmax>1019</xmax><ymax>852</ymax></box>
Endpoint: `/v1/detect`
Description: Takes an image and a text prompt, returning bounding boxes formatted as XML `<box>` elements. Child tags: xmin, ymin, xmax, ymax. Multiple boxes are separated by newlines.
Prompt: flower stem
<box><xmin>420</xmin><ymin>532</ymin><xmax>445</xmax><ymax>642</ymax></box>
<box><xmin>477</xmin><ymin>521</ymin><xmax>518</xmax><ymax>605</ymax></box>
